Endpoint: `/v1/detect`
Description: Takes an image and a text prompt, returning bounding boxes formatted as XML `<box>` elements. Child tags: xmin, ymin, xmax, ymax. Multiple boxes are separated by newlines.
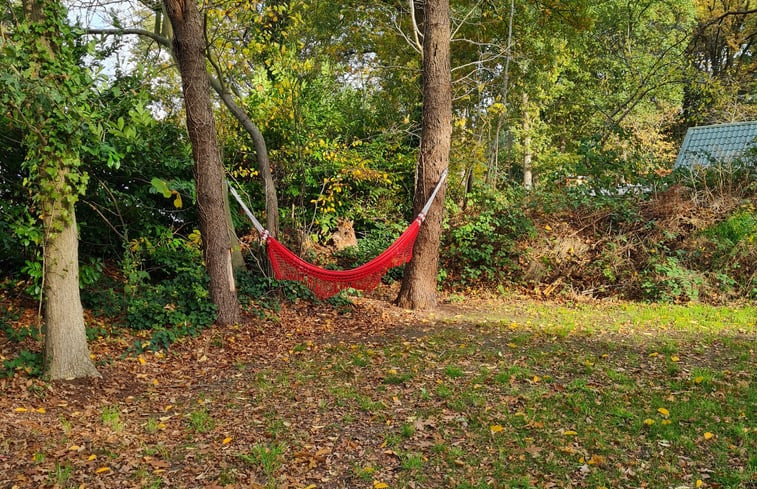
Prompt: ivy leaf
<box><xmin>150</xmin><ymin>177</ymin><xmax>172</xmax><ymax>198</ymax></box>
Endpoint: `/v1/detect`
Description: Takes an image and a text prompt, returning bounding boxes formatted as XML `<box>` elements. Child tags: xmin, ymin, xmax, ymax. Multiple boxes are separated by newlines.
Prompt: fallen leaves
<box><xmin>0</xmin><ymin>296</ymin><xmax>753</xmax><ymax>489</ymax></box>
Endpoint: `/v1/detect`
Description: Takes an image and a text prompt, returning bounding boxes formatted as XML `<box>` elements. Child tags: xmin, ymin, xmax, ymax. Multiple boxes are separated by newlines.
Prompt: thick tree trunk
<box><xmin>396</xmin><ymin>0</ymin><xmax>451</xmax><ymax>310</ymax></box>
<box><xmin>164</xmin><ymin>0</ymin><xmax>240</xmax><ymax>325</ymax></box>
<box><xmin>21</xmin><ymin>0</ymin><xmax>100</xmax><ymax>380</ymax></box>
<box><xmin>43</xmin><ymin>167</ymin><xmax>100</xmax><ymax>380</ymax></box>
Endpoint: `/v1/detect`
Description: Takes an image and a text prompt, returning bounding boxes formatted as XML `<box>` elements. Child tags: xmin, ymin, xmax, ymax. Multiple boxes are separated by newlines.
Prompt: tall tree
<box><xmin>1</xmin><ymin>0</ymin><xmax>100</xmax><ymax>379</ymax></box>
<box><xmin>396</xmin><ymin>0</ymin><xmax>451</xmax><ymax>310</ymax></box>
<box><xmin>163</xmin><ymin>0</ymin><xmax>241</xmax><ymax>325</ymax></box>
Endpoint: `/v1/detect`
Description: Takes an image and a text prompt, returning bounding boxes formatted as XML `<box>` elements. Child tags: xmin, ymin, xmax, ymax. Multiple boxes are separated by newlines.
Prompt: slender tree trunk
<box><xmin>223</xmin><ymin>180</ymin><xmax>245</xmax><ymax>270</ymax></box>
<box><xmin>164</xmin><ymin>0</ymin><xmax>240</xmax><ymax>325</ymax></box>
<box><xmin>210</xmin><ymin>80</ymin><xmax>280</xmax><ymax>238</ymax></box>
<box><xmin>396</xmin><ymin>0</ymin><xmax>451</xmax><ymax>310</ymax></box>
<box><xmin>42</xmin><ymin>169</ymin><xmax>100</xmax><ymax>379</ymax></box>
<box><xmin>522</xmin><ymin>92</ymin><xmax>533</xmax><ymax>191</ymax></box>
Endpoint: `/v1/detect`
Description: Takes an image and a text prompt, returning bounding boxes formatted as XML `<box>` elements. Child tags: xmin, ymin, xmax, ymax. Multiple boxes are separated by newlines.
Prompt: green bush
<box><xmin>236</xmin><ymin>271</ymin><xmax>314</xmax><ymax>319</ymax></box>
<box><xmin>641</xmin><ymin>256</ymin><xmax>705</xmax><ymax>302</ymax></box>
<box><xmin>698</xmin><ymin>208</ymin><xmax>757</xmax><ymax>298</ymax></box>
<box><xmin>123</xmin><ymin>227</ymin><xmax>216</xmax><ymax>347</ymax></box>
<box><xmin>442</xmin><ymin>186</ymin><xmax>535</xmax><ymax>285</ymax></box>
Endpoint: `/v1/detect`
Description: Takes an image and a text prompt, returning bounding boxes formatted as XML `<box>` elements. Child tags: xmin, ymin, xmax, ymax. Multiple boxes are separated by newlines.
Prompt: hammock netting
<box><xmin>229</xmin><ymin>169</ymin><xmax>446</xmax><ymax>299</ymax></box>
<box><xmin>267</xmin><ymin>218</ymin><xmax>422</xmax><ymax>299</ymax></box>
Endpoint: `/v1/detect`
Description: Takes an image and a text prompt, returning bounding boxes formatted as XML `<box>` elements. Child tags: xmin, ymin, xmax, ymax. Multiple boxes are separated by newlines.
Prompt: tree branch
<box><xmin>85</xmin><ymin>27</ymin><xmax>170</xmax><ymax>48</ymax></box>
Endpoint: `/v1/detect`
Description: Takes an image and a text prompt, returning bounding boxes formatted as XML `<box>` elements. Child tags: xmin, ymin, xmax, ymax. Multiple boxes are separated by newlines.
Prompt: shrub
<box><xmin>442</xmin><ymin>186</ymin><xmax>535</xmax><ymax>285</ymax></box>
<box><xmin>641</xmin><ymin>256</ymin><xmax>705</xmax><ymax>302</ymax></box>
<box><xmin>122</xmin><ymin>227</ymin><xmax>216</xmax><ymax>347</ymax></box>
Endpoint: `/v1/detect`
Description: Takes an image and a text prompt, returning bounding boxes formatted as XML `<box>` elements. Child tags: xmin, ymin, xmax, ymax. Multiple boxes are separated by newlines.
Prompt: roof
<box><xmin>674</xmin><ymin>120</ymin><xmax>757</xmax><ymax>169</ymax></box>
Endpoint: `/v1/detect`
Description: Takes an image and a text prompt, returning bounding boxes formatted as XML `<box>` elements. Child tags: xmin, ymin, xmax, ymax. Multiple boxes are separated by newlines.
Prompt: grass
<box><xmin>2</xmin><ymin>299</ymin><xmax>753</xmax><ymax>488</ymax></box>
<box><xmin>208</xmin><ymin>299</ymin><xmax>754</xmax><ymax>488</ymax></box>
<box><xmin>101</xmin><ymin>405</ymin><xmax>123</xmax><ymax>432</ymax></box>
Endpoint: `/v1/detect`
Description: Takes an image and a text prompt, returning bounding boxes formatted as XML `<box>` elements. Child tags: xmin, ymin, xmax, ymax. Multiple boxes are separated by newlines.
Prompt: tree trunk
<box><xmin>164</xmin><ymin>0</ymin><xmax>240</xmax><ymax>325</ymax></box>
<box><xmin>223</xmin><ymin>180</ymin><xmax>245</xmax><ymax>271</ymax></box>
<box><xmin>210</xmin><ymin>80</ymin><xmax>280</xmax><ymax>238</ymax></box>
<box><xmin>42</xmin><ymin>169</ymin><xmax>101</xmax><ymax>379</ymax></box>
<box><xmin>522</xmin><ymin>92</ymin><xmax>533</xmax><ymax>192</ymax></box>
<box><xmin>20</xmin><ymin>0</ymin><xmax>100</xmax><ymax>380</ymax></box>
<box><xmin>396</xmin><ymin>0</ymin><xmax>451</xmax><ymax>310</ymax></box>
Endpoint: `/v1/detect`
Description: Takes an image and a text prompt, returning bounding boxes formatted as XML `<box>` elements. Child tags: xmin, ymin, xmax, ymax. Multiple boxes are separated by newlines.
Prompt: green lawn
<box><xmin>1</xmin><ymin>299</ymin><xmax>754</xmax><ymax>488</ymax></box>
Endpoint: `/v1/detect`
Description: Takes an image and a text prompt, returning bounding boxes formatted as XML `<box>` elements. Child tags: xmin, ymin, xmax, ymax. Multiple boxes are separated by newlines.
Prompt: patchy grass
<box><xmin>0</xmin><ymin>298</ymin><xmax>754</xmax><ymax>488</ymax></box>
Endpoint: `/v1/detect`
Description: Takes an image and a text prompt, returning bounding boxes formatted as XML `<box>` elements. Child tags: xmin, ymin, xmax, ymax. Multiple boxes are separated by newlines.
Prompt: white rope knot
<box><xmin>417</xmin><ymin>212</ymin><xmax>426</xmax><ymax>222</ymax></box>
<box><xmin>260</xmin><ymin>230</ymin><xmax>270</xmax><ymax>241</ymax></box>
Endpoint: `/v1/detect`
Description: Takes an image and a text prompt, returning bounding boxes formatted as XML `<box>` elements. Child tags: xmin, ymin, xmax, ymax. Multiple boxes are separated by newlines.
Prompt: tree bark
<box><xmin>396</xmin><ymin>0</ymin><xmax>451</xmax><ymax>310</ymax></box>
<box><xmin>20</xmin><ymin>0</ymin><xmax>100</xmax><ymax>380</ymax></box>
<box><xmin>164</xmin><ymin>0</ymin><xmax>240</xmax><ymax>325</ymax></box>
<box><xmin>522</xmin><ymin>92</ymin><xmax>533</xmax><ymax>191</ymax></box>
<box><xmin>223</xmin><ymin>180</ymin><xmax>245</xmax><ymax>271</ymax></box>
<box><xmin>42</xmin><ymin>167</ymin><xmax>101</xmax><ymax>380</ymax></box>
<box><xmin>209</xmin><ymin>78</ymin><xmax>280</xmax><ymax>238</ymax></box>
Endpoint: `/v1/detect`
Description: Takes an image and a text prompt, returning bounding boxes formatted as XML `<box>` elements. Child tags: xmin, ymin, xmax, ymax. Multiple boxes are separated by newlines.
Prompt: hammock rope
<box><xmin>229</xmin><ymin>169</ymin><xmax>447</xmax><ymax>299</ymax></box>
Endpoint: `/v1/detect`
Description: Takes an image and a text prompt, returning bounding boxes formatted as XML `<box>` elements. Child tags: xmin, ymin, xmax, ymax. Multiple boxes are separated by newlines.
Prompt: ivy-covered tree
<box><xmin>0</xmin><ymin>0</ymin><xmax>99</xmax><ymax>379</ymax></box>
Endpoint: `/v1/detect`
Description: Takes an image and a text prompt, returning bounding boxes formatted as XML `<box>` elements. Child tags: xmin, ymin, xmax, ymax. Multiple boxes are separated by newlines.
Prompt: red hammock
<box><xmin>267</xmin><ymin>219</ymin><xmax>421</xmax><ymax>299</ymax></box>
<box><xmin>228</xmin><ymin>169</ymin><xmax>446</xmax><ymax>299</ymax></box>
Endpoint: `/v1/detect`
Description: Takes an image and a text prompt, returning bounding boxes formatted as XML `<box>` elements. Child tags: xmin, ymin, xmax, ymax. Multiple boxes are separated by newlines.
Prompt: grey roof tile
<box><xmin>675</xmin><ymin>121</ymin><xmax>757</xmax><ymax>168</ymax></box>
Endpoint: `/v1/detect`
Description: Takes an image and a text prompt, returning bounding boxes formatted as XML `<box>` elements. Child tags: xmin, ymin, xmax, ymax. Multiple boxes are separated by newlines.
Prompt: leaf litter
<box><xmin>0</xmin><ymin>294</ymin><xmax>754</xmax><ymax>488</ymax></box>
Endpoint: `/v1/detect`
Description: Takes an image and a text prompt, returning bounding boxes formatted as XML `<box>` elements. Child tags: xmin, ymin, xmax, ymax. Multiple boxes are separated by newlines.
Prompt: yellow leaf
<box><xmin>152</xmin><ymin>379</ymin><xmax>159</xmax><ymax>386</ymax></box>
<box><xmin>563</xmin><ymin>430</ymin><xmax>578</xmax><ymax>436</ymax></box>
<box><xmin>670</xmin><ymin>355</ymin><xmax>680</xmax><ymax>362</ymax></box>
<box><xmin>696</xmin><ymin>480</ymin><xmax>703</xmax><ymax>488</ymax></box>
<box><xmin>507</xmin><ymin>343</ymin><xmax>517</xmax><ymax>348</ymax></box>
<box><xmin>304</xmin><ymin>485</ymin><xmax>317</xmax><ymax>489</ymax></box>
<box><xmin>544</xmin><ymin>224</ymin><xmax>552</xmax><ymax>231</ymax></box>
<box><xmin>222</xmin><ymin>437</ymin><xmax>232</xmax><ymax>445</ymax></box>
<box><xmin>138</xmin><ymin>355</ymin><xmax>146</xmax><ymax>365</ymax></box>
<box><xmin>661</xmin><ymin>419</ymin><xmax>672</xmax><ymax>425</ymax></box>
<box><xmin>587</xmin><ymin>454</ymin><xmax>605</xmax><ymax>465</ymax></box>
<box><xmin>644</xmin><ymin>418</ymin><xmax>655</xmax><ymax>426</ymax></box>
<box><xmin>490</xmin><ymin>424</ymin><xmax>504</xmax><ymax>433</ymax></box>
<box><xmin>373</xmin><ymin>482</ymin><xmax>389</xmax><ymax>489</ymax></box>
<box><xmin>532</xmin><ymin>375</ymin><xmax>541</xmax><ymax>383</ymax></box>
<box><xmin>657</xmin><ymin>408</ymin><xmax>670</xmax><ymax>417</ymax></box>
<box><xmin>36</xmin><ymin>408</ymin><xmax>46</xmax><ymax>414</ymax></box>
<box><xmin>694</xmin><ymin>376</ymin><xmax>704</xmax><ymax>384</ymax></box>
<box><xmin>69</xmin><ymin>445</ymin><xmax>80</xmax><ymax>451</ymax></box>
<box><xmin>95</xmin><ymin>467</ymin><xmax>111</xmax><ymax>474</ymax></box>
<box><xmin>14</xmin><ymin>407</ymin><xmax>27</xmax><ymax>413</ymax></box>
<box><xmin>703</xmin><ymin>432</ymin><xmax>714</xmax><ymax>440</ymax></box>
<box><xmin>88</xmin><ymin>454</ymin><xmax>97</xmax><ymax>461</ymax></box>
